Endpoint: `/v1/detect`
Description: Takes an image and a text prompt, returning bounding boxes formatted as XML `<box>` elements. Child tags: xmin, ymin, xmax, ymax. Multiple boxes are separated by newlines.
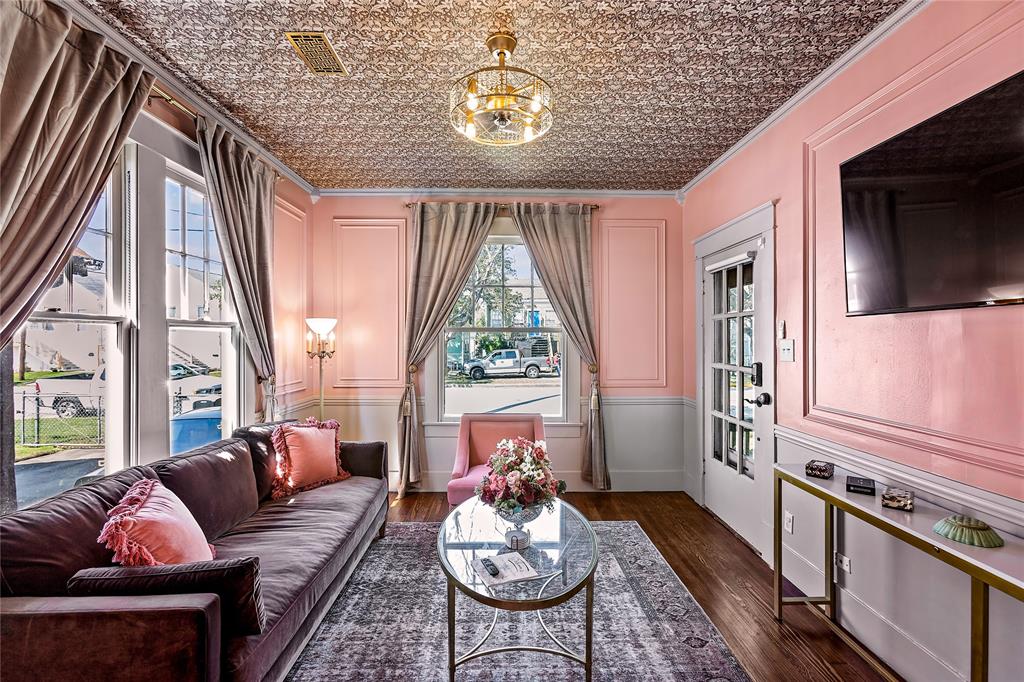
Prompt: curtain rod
<box><xmin>405</xmin><ymin>202</ymin><xmax>599</xmax><ymax>209</ymax></box>
<box><xmin>149</xmin><ymin>84</ymin><xmax>198</xmax><ymax>120</ymax></box>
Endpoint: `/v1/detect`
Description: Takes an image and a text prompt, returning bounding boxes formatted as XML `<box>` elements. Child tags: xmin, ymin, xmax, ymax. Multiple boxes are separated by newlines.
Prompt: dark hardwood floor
<box><xmin>388</xmin><ymin>491</ymin><xmax>882</xmax><ymax>682</ymax></box>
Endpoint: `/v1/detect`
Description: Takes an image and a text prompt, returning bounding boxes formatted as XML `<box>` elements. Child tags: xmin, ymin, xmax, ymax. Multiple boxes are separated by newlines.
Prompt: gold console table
<box><xmin>773</xmin><ymin>463</ymin><xmax>1024</xmax><ymax>682</ymax></box>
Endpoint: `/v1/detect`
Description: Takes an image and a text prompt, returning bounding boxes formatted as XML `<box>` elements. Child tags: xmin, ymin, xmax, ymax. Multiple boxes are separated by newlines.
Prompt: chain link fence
<box><xmin>16</xmin><ymin>392</ymin><xmax>105</xmax><ymax>448</ymax></box>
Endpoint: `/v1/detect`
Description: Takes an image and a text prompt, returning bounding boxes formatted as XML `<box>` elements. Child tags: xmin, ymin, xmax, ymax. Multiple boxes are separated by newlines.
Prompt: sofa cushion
<box><xmin>232</xmin><ymin>421</ymin><xmax>296</xmax><ymax>502</ymax></box>
<box><xmin>97</xmin><ymin>478</ymin><xmax>215</xmax><ymax>566</ymax></box>
<box><xmin>68</xmin><ymin>556</ymin><xmax>266</xmax><ymax>636</ymax></box>
<box><xmin>0</xmin><ymin>466</ymin><xmax>158</xmax><ymax>596</ymax></box>
<box><xmin>212</xmin><ymin>476</ymin><xmax>387</xmax><ymax>681</ymax></box>
<box><xmin>151</xmin><ymin>438</ymin><xmax>259</xmax><ymax>541</ymax></box>
<box><xmin>270</xmin><ymin>419</ymin><xmax>350</xmax><ymax>500</ymax></box>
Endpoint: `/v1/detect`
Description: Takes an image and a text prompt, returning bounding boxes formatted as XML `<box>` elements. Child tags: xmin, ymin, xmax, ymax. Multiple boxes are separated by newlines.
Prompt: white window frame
<box><xmin>21</xmin><ymin>156</ymin><xmax>132</xmax><ymax>475</ymax></box>
<box><xmin>430</xmin><ymin>223</ymin><xmax>580</xmax><ymax>425</ymax></box>
<box><xmin>163</xmin><ymin>164</ymin><xmax>242</xmax><ymax>445</ymax></box>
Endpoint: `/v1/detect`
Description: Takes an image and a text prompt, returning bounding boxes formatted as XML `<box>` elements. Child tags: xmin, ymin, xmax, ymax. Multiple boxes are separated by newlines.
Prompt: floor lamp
<box><xmin>305</xmin><ymin>318</ymin><xmax>336</xmax><ymax>420</ymax></box>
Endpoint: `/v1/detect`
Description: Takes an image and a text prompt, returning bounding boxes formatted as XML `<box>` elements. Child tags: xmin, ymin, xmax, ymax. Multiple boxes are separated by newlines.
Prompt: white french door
<box><xmin>701</xmin><ymin>230</ymin><xmax>775</xmax><ymax>553</ymax></box>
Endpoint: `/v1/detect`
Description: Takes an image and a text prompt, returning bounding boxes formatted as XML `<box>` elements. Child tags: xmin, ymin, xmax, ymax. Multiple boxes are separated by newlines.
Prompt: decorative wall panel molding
<box><xmin>800</xmin><ymin>3</ymin><xmax>1024</xmax><ymax>493</ymax></box>
<box><xmin>598</xmin><ymin>219</ymin><xmax>666</xmax><ymax>388</ymax></box>
<box><xmin>80</xmin><ymin>0</ymin><xmax>903</xmax><ymax>190</ymax></box>
<box><xmin>273</xmin><ymin>198</ymin><xmax>309</xmax><ymax>397</ymax></box>
<box><xmin>332</xmin><ymin>218</ymin><xmax>407</xmax><ymax>387</ymax></box>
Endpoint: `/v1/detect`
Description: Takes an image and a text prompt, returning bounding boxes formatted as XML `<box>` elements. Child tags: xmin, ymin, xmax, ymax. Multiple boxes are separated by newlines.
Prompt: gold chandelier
<box><xmin>449</xmin><ymin>32</ymin><xmax>553</xmax><ymax>146</ymax></box>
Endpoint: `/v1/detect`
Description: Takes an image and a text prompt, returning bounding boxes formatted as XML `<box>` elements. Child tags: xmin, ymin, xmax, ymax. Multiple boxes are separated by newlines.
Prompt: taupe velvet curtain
<box><xmin>195</xmin><ymin>117</ymin><xmax>279</xmax><ymax>420</ymax></box>
<box><xmin>0</xmin><ymin>0</ymin><xmax>154</xmax><ymax>349</ymax></box>
<box><xmin>511</xmin><ymin>202</ymin><xmax>609</xmax><ymax>490</ymax></box>
<box><xmin>399</xmin><ymin>202</ymin><xmax>496</xmax><ymax>497</ymax></box>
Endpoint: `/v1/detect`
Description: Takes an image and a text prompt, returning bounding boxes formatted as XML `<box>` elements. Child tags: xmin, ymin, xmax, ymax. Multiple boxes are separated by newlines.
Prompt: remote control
<box><xmin>481</xmin><ymin>558</ymin><xmax>499</xmax><ymax>577</ymax></box>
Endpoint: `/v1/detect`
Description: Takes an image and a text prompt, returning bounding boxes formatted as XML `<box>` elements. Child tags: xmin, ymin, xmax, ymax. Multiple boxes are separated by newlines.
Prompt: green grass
<box><xmin>14</xmin><ymin>416</ymin><xmax>102</xmax><ymax>455</ymax></box>
<box><xmin>12</xmin><ymin>370</ymin><xmax>84</xmax><ymax>386</ymax></box>
<box><xmin>14</xmin><ymin>445</ymin><xmax>61</xmax><ymax>461</ymax></box>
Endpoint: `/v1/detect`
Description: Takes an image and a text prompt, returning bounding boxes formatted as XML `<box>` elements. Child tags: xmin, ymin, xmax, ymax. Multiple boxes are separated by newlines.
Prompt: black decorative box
<box><xmin>846</xmin><ymin>475</ymin><xmax>876</xmax><ymax>496</ymax></box>
<box><xmin>805</xmin><ymin>460</ymin><xmax>834</xmax><ymax>480</ymax></box>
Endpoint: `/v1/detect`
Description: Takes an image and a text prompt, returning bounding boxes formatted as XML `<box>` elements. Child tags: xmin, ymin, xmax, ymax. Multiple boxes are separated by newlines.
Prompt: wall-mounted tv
<box><xmin>840</xmin><ymin>71</ymin><xmax>1024</xmax><ymax>316</ymax></box>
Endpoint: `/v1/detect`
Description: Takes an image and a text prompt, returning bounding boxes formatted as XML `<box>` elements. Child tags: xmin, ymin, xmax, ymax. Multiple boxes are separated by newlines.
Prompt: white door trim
<box><xmin>694</xmin><ymin>202</ymin><xmax>776</xmax><ymax>556</ymax></box>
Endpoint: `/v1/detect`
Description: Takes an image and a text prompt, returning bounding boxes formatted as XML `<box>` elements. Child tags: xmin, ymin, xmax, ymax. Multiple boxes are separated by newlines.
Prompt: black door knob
<box><xmin>755</xmin><ymin>392</ymin><xmax>771</xmax><ymax>407</ymax></box>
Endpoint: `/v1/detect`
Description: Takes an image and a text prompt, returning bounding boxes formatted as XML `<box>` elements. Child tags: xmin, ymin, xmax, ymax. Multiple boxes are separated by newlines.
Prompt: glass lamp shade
<box><xmin>450</xmin><ymin>67</ymin><xmax>552</xmax><ymax>146</ymax></box>
<box><xmin>305</xmin><ymin>317</ymin><xmax>337</xmax><ymax>336</ymax></box>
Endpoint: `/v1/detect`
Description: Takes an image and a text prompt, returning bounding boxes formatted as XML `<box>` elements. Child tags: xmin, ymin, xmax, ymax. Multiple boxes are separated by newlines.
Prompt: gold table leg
<box><xmin>773</xmin><ymin>470</ymin><xmax>784</xmax><ymax>620</ymax></box>
<box><xmin>824</xmin><ymin>501</ymin><xmax>836</xmax><ymax>621</ymax></box>
<box><xmin>971</xmin><ymin>577</ymin><xmax>989</xmax><ymax>682</ymax></box>
<box><xmin>448</xmin><ymin>578</ymin><xmax>456</xmax><ymax>682</ymax></box>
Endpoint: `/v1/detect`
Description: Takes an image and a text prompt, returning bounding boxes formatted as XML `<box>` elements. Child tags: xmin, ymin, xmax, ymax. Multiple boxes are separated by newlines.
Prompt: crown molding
<box><xmin>316</xmin><ymin>187</ymin><xmax>678</xmax><ymax>198</ymax></box>
<box><xmin>56</xmin><ymin>0</ymin><xmax>318</xmax><ymax>197</ymax></box>
<box><xmin>674</xmin><ymin>0</ymin><xmax>929</xmax><ymax>201</ymax></box>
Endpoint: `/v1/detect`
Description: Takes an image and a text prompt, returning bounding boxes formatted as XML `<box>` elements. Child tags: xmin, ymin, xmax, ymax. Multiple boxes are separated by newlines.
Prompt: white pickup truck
<box><xmin>32</xmin><ymin>365</ymin><xmax>106</xmax><ymax>418</ymax></box>
<box><xmin>462</xmin><ymin>349</ymin><xmax>548</xmax><ymax>380</ymax></box>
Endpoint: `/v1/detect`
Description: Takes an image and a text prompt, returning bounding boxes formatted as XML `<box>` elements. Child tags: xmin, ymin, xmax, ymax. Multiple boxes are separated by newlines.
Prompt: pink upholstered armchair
<box><xmin>446</xmin><ymin>413</ymin><xmax>546</xmax><ymax>507</ymax></box>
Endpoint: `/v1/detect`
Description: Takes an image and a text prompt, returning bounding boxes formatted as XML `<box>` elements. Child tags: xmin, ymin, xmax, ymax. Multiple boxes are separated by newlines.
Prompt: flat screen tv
<box><xmin>840</xmin><ymin>71</ymin><xmax>1024</xmax><ymax>316</ymax></box>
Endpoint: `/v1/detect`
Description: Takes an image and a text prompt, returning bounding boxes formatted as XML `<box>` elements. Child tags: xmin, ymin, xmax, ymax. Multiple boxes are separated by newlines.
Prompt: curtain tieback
<box><xmin>401</xmin><ymin>364</ymin><xmax>418</xmax><ymax>417</ymax></box>
<box><xmin>589</xmin><ymin>370</ymin><xmax>600</xmax><ymax>411</ymax></box>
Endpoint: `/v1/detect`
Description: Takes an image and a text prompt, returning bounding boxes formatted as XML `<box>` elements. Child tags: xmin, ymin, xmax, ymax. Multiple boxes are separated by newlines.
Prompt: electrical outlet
<box><xmin>835</xmin><ymin>553</ymin><xmax>852</xmax><ymax>574</ymax></box>
<box><xmin>783</xmin><ymin>511</ymin><xmax>794</xmax><ymax>534</ymax></box>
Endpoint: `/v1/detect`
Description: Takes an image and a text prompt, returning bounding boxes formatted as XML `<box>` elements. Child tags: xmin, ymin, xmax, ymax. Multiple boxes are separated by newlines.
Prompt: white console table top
<box><xmin>775</xmin><ymin>462</ymin><xmax>1024</xmax><ymax>594</ymax></box>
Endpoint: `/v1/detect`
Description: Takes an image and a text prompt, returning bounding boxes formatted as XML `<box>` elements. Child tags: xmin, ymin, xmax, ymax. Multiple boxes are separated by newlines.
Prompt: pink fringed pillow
<box><xmin>98</xmin><ymin>479</ymin><xmax>214</xmax><ymax>566</ymax></box>
<box><xmin>271</xmin><ymin>418</ymin><xmax>351</xmax><ymax>499</ymax></box>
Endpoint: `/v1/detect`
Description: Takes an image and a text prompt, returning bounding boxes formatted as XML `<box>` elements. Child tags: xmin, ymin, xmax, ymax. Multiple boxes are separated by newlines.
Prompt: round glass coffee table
<box><xmin>436</xmin><ymin>496</ymin><xmax>598</xmax><ymax>681</ymax></box>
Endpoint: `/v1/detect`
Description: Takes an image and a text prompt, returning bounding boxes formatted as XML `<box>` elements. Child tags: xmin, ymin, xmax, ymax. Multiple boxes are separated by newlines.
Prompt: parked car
<box><xmin>170</xmin><ymin>406</ymin><xmax>222</xmax><ymax>454</ymax></box>
<box><xmin>169</xmin><ymin>362</ymin><xmax>209</xmax><ymax>379</ymax></box>
<box><xmin>463</xmin><ymin>349</ymin><xmax>548</xmax><ymax>380</ymax></box>
<box><xmin>33</xmin><ymin>366</ymin><xmax>105</xmax><ymax>418</ymax></box>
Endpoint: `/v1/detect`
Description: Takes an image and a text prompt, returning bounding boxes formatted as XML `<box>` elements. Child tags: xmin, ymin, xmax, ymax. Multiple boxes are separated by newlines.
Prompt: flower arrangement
<box><xmin>475</xmin><ymin>436</ymin><xmax>567</xmax><ymax>515</ymax></box>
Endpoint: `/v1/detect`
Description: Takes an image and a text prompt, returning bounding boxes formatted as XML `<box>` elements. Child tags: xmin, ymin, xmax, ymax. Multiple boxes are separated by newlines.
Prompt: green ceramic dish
<box><xmin>932</xmin><ymin>515</ymin><xmax>1004</xmax><ymax>548</ymax></box>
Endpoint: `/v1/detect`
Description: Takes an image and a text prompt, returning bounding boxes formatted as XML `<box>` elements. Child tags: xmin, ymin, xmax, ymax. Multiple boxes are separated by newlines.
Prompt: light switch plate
<box><xmin>784</xmin><ymin>511</ymin><xmax>794</xmax><ymax>534</ymax></box>
<box><xmin>779</xmin><ymin>339</ymin><xmax>795</xmax><ymax>362</ymax></box>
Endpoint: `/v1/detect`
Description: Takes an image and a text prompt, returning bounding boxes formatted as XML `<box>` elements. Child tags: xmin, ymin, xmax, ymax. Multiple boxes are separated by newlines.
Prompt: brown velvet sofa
<box><xmin>0</xmin><ymin>421</ymin><xmax>388</xmax><ymax>682</ymax></box>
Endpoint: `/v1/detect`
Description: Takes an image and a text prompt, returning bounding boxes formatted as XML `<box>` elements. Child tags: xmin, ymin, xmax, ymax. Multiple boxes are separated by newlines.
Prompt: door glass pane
<box><xmin>713</xmin><ymin>271</ymin><xmax>723</xmax><ymax>314</ymax></box>
<box><xmin>727</xmin><ymin>422</ymin><xmax>738</xmax><ymax>469</ymax></box>
<box><xmin>184</xmin><ymin>187</ymin><xmax>205</xmax><ymax>256</ymax></box>
<box><xmin>742</xmin><ymin>262</ymin><xmax>754</xmax><ymax>311</ymax></box>
<box><xmin>726</xmin><ymin>267</ymin><xmax>738</xmax><ymax>312</ymax></box>
<box><xmin>727</xmin><ymin>371</ymin><xmax>738</xmax><ymax>417</ymax></box>
<box><xmin>166</xmin><ymin>253</ymin><xmax>182</xmax><ymax>318</ymax></box>
<box><xmin>742</xmin><ymin>315</ymin><xmax>754</xmax><ymax>367</ymax></box>
<box><xmin>713</xmin><ymin>320</ymin><xmax>723</xmax><ymax>362</ymax></box>
<box><xmin>743</xmin><ymin>373</ymin><xmax>755</xmax><ymax>422</ymax></box>
<box><xmin>713</xmin><ymin>369</ymin><xmax>723</xmax><ymax>411</ymax></box>
<box><xmin>169</xmin><ymin>328</ymin><xmax>226</xmax><ymax>454</ymax></box>
<box><xmin>165</xmin><ymin>179</ymin><xmax>182</xmax><ymax>252</ymax></box>
<box><xmin>10</xmin><ymin>321</ymin><xmax>115</xmax><ymax>509</ymax></box>
<box><xmin>712</xmin><ymin>417</ymin><xmax>723</xmax><ymax>461</ymax></box>
<box><xmin>728</xmin><ymin>318</ymin><xmax>738</xmax><ymax>365</ymax></box>
<box><xmin>742</xmin><ymin>427</ymin><xmax>755</xmax><ymax>479</ymax></box>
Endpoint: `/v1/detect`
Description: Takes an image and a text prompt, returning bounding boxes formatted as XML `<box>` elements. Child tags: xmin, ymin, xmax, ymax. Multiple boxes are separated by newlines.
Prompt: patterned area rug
<box><xmin>287</xmin><ymin>521</ymin><xmax>749</xmax><ymax>681</ymax></box>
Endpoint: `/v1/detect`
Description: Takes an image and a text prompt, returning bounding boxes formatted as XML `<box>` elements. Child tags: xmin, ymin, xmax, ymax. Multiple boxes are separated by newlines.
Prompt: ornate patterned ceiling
<box><xmin>80</xmin><ymin>0</ymin><xmax>905</xmax><ymax>190</ymax></box>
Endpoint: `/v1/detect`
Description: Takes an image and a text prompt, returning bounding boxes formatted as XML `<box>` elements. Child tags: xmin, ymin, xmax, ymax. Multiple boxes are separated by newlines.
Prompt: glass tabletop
<box><xmin>436</xmin><ymin>496</ymin><xmax>598</xmax><ymax>607</ymax></box>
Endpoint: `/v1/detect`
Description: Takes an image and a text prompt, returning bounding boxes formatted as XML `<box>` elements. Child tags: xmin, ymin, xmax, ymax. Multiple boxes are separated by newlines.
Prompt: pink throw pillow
<box><xmin>98</xmin><ymin>478</ymin><xmax>214</xmax><ymax>566</ymax></box>
<box><xmin>271</xmin><ymin>418</ymin><xmax>351</xmax><ymax>499</ymax></box>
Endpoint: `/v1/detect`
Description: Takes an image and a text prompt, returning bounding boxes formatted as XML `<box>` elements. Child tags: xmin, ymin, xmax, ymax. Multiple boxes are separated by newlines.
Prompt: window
<box><xmin>8</xmin><ymin>174</ymin><xmax>127</xmax><ymax>509</ymax></box>
<box><xmin>441</xmin><ymin>235</ymin><xmax>564</xmax><ymax>419</ymax></box>
<box><xmin>165</xmin><ymin>173</ymin><xmax>238</xmax><ymax>453</ymax></box>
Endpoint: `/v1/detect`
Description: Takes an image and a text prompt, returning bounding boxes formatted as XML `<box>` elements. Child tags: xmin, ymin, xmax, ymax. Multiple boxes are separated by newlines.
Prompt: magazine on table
<box><xmin>471</xmin><ymin>553</ymin><xmax>539</xmax><ymax>587</ymax></box>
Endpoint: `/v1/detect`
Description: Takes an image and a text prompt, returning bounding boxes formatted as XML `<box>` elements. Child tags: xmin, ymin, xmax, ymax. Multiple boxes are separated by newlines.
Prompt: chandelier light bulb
<box><xmin>531</xmin><ymin>95</ymin><xmax>542</xmax><ymax>113</ymax></box>
<box><xmin>465</xmin><ymin>121</ymin><xmax>476</xmax><ymax>138</ymax></box>
<box><xmin>467</xmin><ymin>93</ymin><xmax>479</xmax><ymax>110</ymax></box>
<box><xmin>524</xmin><ymin>125</ymin><xmax>534</xmax><ymax>142</ymax></box>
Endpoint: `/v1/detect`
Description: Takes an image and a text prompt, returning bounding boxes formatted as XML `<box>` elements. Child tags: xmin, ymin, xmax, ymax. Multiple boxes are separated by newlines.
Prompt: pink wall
<box><xmin>682</xmin><ymin>1</ymin><xmax>1024</xmax><ymax>499</ymax></box>
<box><xmin>272</xmin><ymin>193</ymin><xmax>684</xmax><ymax>403</ymax></box>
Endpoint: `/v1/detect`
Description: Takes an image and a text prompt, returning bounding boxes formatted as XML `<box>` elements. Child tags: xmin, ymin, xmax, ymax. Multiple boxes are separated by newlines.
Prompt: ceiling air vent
<box><xmin>285</xmin><ymin>32</ymin><xmax>349</xmax><ymax>75</ymax></box>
